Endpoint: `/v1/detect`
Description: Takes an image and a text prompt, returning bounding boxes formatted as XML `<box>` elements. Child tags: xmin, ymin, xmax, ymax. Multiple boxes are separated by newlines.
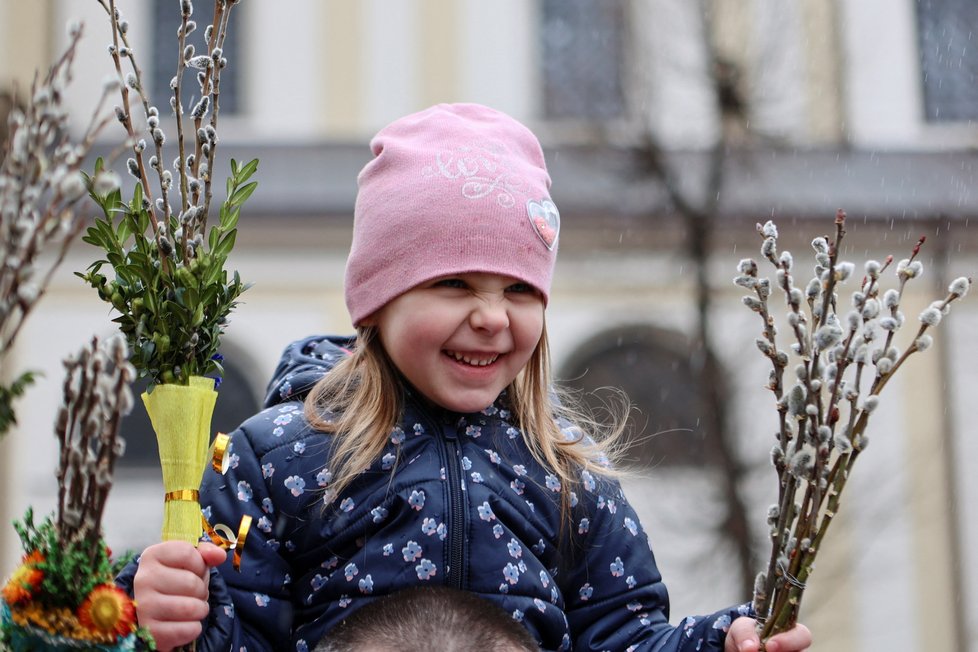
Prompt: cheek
<box><xmin>515</xmin><ymin>307</ymin><xmax>545</xmax><ymax>348</ymax></box>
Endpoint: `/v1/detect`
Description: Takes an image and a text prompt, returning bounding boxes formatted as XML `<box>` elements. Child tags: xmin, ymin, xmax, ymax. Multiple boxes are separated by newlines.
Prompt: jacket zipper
<box><xmin>442</xmin><ymin>434</ymin><xmax>467</xmax><ymax>589</ymax></box>
<box><xmin>420</xmin><ymin>407</ymin><xmax>467</xmax><ymax>590</ymax></box>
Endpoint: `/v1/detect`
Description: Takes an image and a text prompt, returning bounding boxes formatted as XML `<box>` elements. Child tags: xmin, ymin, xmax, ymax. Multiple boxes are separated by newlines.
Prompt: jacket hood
<box><xmin>262</xmin><ymin>334</ymin><xmax>355</xmax><ymax>408</ymax></box>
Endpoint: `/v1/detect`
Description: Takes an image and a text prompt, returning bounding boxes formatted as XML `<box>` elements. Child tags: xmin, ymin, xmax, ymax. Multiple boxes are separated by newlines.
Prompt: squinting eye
<box><xmin>506</xmin><ymin>283</ymin><xmax>535</xmax><ymax>294</ymax></box>
<box><xmin>434</xmin><ymin>278</ymin><xmax>466</xmax><ymax>289</ymax></box>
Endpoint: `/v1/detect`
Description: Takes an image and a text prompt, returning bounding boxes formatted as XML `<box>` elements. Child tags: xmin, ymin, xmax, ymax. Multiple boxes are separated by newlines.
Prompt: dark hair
<box><xmin>314</xmin><ymin>586</ymin><xmax>540</xmax><ymax>652</ymax></box>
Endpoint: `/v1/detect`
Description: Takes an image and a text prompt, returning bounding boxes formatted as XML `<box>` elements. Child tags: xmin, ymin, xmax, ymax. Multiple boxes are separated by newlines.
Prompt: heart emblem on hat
<box><xmin>527</xmin><ymin>199</ymin><xmax>560</xmax><ymax>250</ymax></box>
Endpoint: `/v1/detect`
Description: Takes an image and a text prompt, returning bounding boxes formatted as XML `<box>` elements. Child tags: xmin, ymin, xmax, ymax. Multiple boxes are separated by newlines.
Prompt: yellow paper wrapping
<box><xmin>142</xmin><ymin>376</ymin><xmax>217</xmax><ymax>545</ymax></box>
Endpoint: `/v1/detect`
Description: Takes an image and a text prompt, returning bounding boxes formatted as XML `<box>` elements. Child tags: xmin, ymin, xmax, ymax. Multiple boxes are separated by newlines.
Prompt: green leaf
<box><xmin>228</xmin><ymin>180</ymin><xmax>258</xmax><ymax>208</ymax></box>
<box><xmin>236</xmin><ymin>158</ymin><xmax>259</xmax><ymax>182</ymax></box>
<box><xmin>214</xmin><ymin>230</ymin><xmax>237</xmax><ymax>260</ymax></box>
<box><xmin>0</xmin><ymin>371</ymin><xmax>39</xmax><ymax>437</ymax></box>
<box><xmin>220</xmin><ymin>207</ymin><xmax>241</xmax><ymax>233</ymax></box>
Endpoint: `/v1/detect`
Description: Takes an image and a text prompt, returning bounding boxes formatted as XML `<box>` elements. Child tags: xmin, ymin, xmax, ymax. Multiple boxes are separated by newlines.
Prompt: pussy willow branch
<box><xmin>0</xmin><ymin>24</ymin><xmax>114</xmax><ymax>363</ymax></box>
<box><xmin>54</xmin><ymin>335</ymin><xmax>134</xmax><ymax>560</ymax></box>
<box><xmin>744</xmin><ymin>215</ymin><xmax>972</xmax><ymax>642</ymax></box>
<box><xmin>193</xmin><ymin>0</ymin><xmax>239</xmax><ymax>233</ymax></box>
<box><xmin>99</xmin><ymin>0</ymin><xmax>239</xmax><ymax>269</ymax></box>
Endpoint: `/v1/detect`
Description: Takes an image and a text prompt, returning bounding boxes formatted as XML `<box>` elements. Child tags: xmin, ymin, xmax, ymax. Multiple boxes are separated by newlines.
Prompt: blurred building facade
<box><xmin>1</xmin><ymin>1</ymin><xmax>976</xmax><ymax>650</ymax></box>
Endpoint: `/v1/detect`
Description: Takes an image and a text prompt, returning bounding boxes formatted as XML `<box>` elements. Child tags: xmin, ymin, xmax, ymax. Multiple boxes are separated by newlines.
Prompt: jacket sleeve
<box><xmin>561</xmin><ymin>471</ymin><xmax>750</xmax><ymax>651</ymax></box>
<box><xmin>193</xmin><ymin>409</ymin><xmax>308</xmax><ymax>650</ymax></box>
<box><xmin>117</xmin><ymin>408</ymin><xmax>311</xmax><ymax>650</ymax></box>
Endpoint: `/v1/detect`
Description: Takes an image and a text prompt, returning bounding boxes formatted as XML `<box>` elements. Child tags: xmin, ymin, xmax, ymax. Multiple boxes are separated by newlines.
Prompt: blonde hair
<box><xmin>303</xmin><ymin>320</ymin><xmax>625</xmax><ymax>526</ymax></box>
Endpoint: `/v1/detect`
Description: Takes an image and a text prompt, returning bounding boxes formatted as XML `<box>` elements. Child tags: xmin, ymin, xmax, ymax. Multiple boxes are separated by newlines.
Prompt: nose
<box><xmin>469</xmin><ymin>297</ymin><xmax>509</xmax><ymax>334</ymax></box>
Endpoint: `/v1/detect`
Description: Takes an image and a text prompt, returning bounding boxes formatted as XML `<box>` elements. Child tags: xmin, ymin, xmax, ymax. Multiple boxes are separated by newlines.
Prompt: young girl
<box><xmin>123</xmin><ymin>103</ymin><xmax>811</xmax><ymax>652</ymax></box>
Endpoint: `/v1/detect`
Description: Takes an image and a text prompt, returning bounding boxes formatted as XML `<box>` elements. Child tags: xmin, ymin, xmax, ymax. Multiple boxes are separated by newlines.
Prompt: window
<box><xmin>151</xmin><ymin>0</ymin><xmax>240</xmax><ymax>115</ymax></box>
<box><xmin>540</xmin><ymin>0</ymin><xmax>626</xmax><ymax>120</ymax></box>
<box><xmin>916</xmin><ymin>0</ymin><xmax>978</xmax><ymax>122</ymax></box>
<box><xmin>558</xmin><ymin>326</ymin><xmax>723</xmax><ymax>470</ymax></box>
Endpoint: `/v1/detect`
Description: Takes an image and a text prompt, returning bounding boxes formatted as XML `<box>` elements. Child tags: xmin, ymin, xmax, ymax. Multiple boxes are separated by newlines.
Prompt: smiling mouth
<box><xmin>445</xmin><ymin>350</ymin><xmax>500</xmax><ymax>367</ymax></box>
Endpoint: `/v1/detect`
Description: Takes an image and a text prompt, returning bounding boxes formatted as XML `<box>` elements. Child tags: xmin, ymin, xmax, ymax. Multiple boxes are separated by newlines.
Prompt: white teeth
<box><xmin>449</xmin><ymin>351</ymin><xmax>498</xmax><ymax>366</ymax></box>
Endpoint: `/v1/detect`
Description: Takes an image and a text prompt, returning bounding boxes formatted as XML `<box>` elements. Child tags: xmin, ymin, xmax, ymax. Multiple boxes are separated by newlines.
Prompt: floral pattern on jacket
<box><xmin>118</xmin><ymin>335</ymin><xmax>749</xmax><ymax>651</ymax></box>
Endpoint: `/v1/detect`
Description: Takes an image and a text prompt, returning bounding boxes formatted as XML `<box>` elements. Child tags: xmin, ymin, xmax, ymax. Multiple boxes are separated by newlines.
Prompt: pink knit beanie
<box><xmin>345</xmin><ymin>103</ymin><xmax>560</xmax><ymax>325</ymax></box>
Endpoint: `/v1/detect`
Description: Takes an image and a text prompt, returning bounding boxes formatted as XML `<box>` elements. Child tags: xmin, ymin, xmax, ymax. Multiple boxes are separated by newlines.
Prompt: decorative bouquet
<box><xmin>0</xmin><ymin>335</ymin><xmax>154</xmax><ymax>650</ymax></box>
<box><xmin>77</xmin><ymin>0</ymin><xmax>256</xmax><ymax>546</ymax></box>
<box><xmin>737</xmin><ymin>210</ymin><xmax>971</xmax><ymax>642</ymax></box>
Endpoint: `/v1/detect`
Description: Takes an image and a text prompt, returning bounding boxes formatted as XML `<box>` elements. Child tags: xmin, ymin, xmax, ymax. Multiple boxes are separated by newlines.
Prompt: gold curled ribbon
<box><xmin>210</xmin><ymin>432</ymin><xmax>231</xmax><ymax>474</ymax></box>
<box><xmin>198</xmin><ymin>432</ymin><xmax>251</xmax><ymax>570</ymax></box>
<box><xmin>202</xmin><ymin>514</ymin><xmax>252</xmax><ymax>571</ymax></box>
<box><xmin>165</xmin><ymin>489</ymin><xmax>200</xmax><ymax>503</ymax></box>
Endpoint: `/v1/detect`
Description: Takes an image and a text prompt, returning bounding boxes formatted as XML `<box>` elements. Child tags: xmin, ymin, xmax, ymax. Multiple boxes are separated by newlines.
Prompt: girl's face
<box><xmin>364</xmin><ymin>272</ymin><xmax>545</xmax><ymax>413</ymax></box>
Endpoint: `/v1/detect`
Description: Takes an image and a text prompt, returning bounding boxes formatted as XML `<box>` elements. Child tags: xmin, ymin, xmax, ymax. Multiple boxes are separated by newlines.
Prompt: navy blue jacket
<box><xmin>120</xmin><ymin>335</ymin><xmax>748</xmax><ymax>651</ymax></box>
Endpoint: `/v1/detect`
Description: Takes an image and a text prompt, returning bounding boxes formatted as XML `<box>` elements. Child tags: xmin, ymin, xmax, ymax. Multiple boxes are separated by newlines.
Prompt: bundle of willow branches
<box><xmin>735</xmin><ymin>210</ymin><xmax>971</xmax><ymax>640</ymax></box>
<box><xmin>0</xmin><ymin>23</ymin><xmax>115</xmax><ymax>436</ymax></box>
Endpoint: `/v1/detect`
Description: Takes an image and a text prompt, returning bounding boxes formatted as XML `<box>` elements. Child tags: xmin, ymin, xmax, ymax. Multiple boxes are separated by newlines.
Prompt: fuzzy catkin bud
<box><xmin>817</xmin><ymin>425</ymin><xmax>832</xmax><ymax>443</ymax></box>
<box><xmin>787</xmin><ymin>384</ymin><xmax>807</xmax><ymax>417</ymax></box>
<box><xmin>919</xmin><ymin>307</ymin><xmax>943</xmax><ymax>326</ymax></box>
<box><xmin>861</xmin><ymin>299</ymin><xmax>880</xmax><ymax>320</ymax></box>
<box><xmin>836</xmin><ymin>261</ymin><xmax>855</xmax><ymax>282</ymax></box>
<box><xmin>865</xmin><ymin>260</ymin><xmax>881</xmax><ymax>278</ymax></box>
<box><xmin>743</xmin><ymin>296</ymin><xmax>764</xmax><ymax>313</ymax></box>
<box><xmin>805</xmin><ymin>278</ymin><xmax>821</xmax><ymax>301</ymax></box>
<box><xmin>879</xmin><ymin>317</ymin><xmax>899</xmax><ymax>332</ymax></box>
<box><xmin>188</xmin><ymin>55</ymin><xmax>212</xmax><ymax>70</ymax></box>
<box><xmin>915</xmin><ymin>334</ymin><xmax>933</xmax><ymax>351</ymax></box>
<box><xmin>789</xmin><ymin>450</ymin><xmax>814</xmax><ymax>478</ymax></box>
<box><xmin>738</xmin><ymin>258</ymin><xmax>757</xmax><ymax>275</ymax></box>
<box><xmin>779</xmin><ymin>251</ymin><xmax>793</xmax><ymax>271</ymax></box>
<box><xmin>811</xmin><ymin>237</ymin><xmax>828</xmax><ymax>254</ymax></box>
<box><xmin>762</xmin><ymin>237</ymin><xmax>777</xmax><ymax>259</ymax></box>
<box><xmin>834</xmin><ymin>434</ymin><xmax>853</xmax><ymax>453</ymax></box>
<box><xmin>191</xmin><ymin>96</ymin><xmax>210</xmax><ymax>119</ymax></box>
<box><xmin>815</xmin><ymin>315</ymin><xmax>843</xmax><ymax>350</ymax></box>
<box><xmin>949</xmin><ymin>277</ymin><xmax>971</xmax><ymax>298</ymax></box>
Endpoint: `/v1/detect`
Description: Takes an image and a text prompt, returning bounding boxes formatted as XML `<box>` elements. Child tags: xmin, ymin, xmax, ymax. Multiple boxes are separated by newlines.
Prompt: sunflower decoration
<box><xmin>78</xmin><ymin>585</ymin><xmax>138</xmax><ymax>640</ymax></box>
<box><xmin>0</xmin><ymin>336</ymin><xmax>154</xmax><ymax>650</ymax></box>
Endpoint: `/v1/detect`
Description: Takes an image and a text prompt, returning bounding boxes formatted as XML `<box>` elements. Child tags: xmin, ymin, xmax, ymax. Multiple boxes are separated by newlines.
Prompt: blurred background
<box><xmin>1</xmin><ymin>1</ymin><xmax>976</xmax><ymax>650</ymax></box>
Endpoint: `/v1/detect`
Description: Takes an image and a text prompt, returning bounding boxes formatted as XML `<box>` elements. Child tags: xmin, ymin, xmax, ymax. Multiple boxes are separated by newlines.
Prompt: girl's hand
<box><xmin>724</xmin><ymin>616</ymin><xmax>812</xmax><ymax>652</ymax></box>
<box><xmin>132</xmin><ymin>541</ymin><xmax>227</xmax><ymax>652</ymax></box>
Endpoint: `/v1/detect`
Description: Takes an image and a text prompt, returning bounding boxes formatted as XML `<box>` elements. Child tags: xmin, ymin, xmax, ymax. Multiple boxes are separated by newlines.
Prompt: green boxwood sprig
<box><xmin>78</xmin><ymin>157</ymin><xmax>257</xmax><ymax>389</ymax></box>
